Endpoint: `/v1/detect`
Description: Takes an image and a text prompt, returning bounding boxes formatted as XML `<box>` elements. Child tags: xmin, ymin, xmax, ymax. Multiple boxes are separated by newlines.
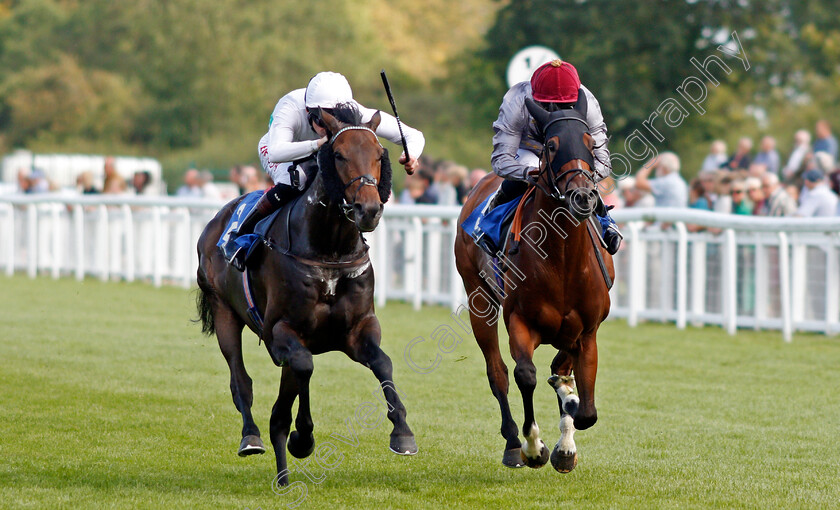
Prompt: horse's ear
<box><xmin>319</xmin><ymin>108</ymin><xmax>341</xmax><ymax>137</ymax></box>
<box><xmin>573</xmin><ymin>88</ymin><xmax>588</xmax><ymax>118</ymax></box>
<box><xmin>525</xmin><ymin>97</ymin><xmax>550</xmax><ymax>130</ymax></box>
<box><xmin>366</xmin><ymin>110</ymin><xmax>382</xmax><ymax>132</ymax></box>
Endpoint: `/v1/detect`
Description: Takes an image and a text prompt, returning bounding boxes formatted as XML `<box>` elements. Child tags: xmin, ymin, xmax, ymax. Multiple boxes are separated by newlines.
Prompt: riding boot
<box><xmin>221</xmin><ymin>183</ymin><xmax>301</xmax><ymax>271</ymax></box>
<box><xmin>596</xmin><ymin>206</ymin><xmax>622</xmax><ymax>255</ymax></box>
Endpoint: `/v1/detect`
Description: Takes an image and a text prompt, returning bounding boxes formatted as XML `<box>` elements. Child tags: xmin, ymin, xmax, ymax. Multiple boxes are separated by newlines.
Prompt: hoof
<box><xmin>287</xmin><ymin>431</ymin><xmax>315</xmax><ymax>459</ymax></box>
<box><xmin>238</xmin><ymin>435</ymin><xmax>266</xmax><ymax>457</ymax></box>
<box><xmin>520</xmin><ymin>441</ymin><xmax>550</xmax><ymax>469</ymax></box>
<box><xmin>550</xmin><ymin>448</ymin><xmax>578</xmax><ymax>473</ymax></box>
<box><xmin>574</xmin><ymin>413</ymin><xmax>597</xmax><ymax>431</ymax></box>
<box><xmin>389</xmin><ymin>435</ymin><xmax>418</xmax><ymax>455</ymax></box>
<box><xmin>502</xmin><ymin>448</ymin><xmax>525</xmax><ymax>468</ymax></box>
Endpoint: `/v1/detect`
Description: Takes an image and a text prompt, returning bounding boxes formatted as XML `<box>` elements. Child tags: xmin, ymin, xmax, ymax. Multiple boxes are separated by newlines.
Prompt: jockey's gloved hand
<box><xmin>525</xmin><ymin>168</ymin><xmax>540</xmax><ymax>187</ymax></box>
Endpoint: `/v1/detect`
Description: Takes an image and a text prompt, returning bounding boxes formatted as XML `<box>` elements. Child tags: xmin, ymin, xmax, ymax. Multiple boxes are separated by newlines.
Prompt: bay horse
<box><xmin>454</xmin><ymin>95</ymin><xmax>613</xmax><ymax>472</ymax></box>
<box><xmin>195</xmin><ymin>105</ymin><xmax>416</xmax><ymax>485</ymax></box>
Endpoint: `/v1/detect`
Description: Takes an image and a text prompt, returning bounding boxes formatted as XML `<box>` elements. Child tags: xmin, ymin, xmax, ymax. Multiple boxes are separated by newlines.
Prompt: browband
<box><xmin>329</xmin><ymin>126</ymin><xmax>382</xmax><ymax>147</ymax></box>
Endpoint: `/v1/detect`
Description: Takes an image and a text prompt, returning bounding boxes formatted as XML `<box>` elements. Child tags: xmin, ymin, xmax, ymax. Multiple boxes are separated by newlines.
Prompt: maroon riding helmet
<box><xmin>530</xmin><ymin>59</ymin><xmax>581</xmax><ymax>103</ymax></box>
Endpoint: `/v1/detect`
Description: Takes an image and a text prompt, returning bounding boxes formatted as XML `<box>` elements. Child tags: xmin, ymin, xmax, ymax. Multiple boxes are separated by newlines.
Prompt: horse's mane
<box><xmin>316</xmin><ymin>103</ymin><xmax>392</xmax><ymax>203</ymax></box>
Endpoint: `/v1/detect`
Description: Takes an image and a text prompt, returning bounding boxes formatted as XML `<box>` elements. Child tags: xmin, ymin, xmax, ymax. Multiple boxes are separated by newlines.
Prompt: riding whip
<box><xmin>380</xmin><ymin>69</ymin><xmax>413</xmax><ymax>174</ymax></box>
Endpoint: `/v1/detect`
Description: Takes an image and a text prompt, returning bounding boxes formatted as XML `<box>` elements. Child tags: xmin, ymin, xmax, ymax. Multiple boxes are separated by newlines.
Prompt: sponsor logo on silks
<box><xmin>268</xmin><ymin>114</ymin><xmax>273</xmax><ymax>129</ymax></box>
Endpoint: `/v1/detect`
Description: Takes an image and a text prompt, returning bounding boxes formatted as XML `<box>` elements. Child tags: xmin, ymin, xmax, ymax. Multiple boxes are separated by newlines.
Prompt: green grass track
<box><xmin>1</xmin><ymin>275</ymin><xmax>839</xmax><ymax>509</ymax></box>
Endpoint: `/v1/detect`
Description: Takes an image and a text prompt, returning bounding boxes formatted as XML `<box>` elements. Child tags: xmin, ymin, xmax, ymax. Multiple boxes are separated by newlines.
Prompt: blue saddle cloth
<box><xmin>216</xmin><ymin>190</ymin><xmax>284</xmax><ymax>258</ymax></box>
<box><xmin>460</xmin><ymin>193</ymin><xmax>521</xmax><ymax>249</ymax></box>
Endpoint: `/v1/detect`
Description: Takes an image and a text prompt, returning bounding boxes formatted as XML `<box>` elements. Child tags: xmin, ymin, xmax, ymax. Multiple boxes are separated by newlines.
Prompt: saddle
<box><xmin>215</xmin><ymin>191</ymin><xmax>287</xmax><ymax>266</ymax></box>
<box><xmin>461</xmin><ymin>189</ymin><xmax>529</xmax><ymax>258</ymax></box>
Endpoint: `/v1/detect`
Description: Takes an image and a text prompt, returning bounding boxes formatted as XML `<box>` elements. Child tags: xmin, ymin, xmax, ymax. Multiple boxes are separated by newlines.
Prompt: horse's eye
<box><xmin>334</xmin><ymin>152</ymin><xmax>346</xmax><ymax>162</ymax></box>
<box><xmin>546</xmin><ymin>140</ymin><xmax>557</xmax><ymax>152</ymax></box>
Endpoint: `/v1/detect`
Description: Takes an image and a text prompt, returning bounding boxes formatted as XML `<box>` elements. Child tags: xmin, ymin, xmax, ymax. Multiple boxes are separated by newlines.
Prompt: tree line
<box><xmin>1</xmin><ymin>0</ymin><xmax>838</xmax><ymax>184</ymax></box>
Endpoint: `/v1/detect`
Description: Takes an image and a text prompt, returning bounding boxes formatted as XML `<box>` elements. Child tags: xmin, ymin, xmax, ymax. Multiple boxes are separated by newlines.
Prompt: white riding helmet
<box><xmin>304</xmin><ymin>72</ymin><xmax>353</xmax><ymax>109</ymax></box>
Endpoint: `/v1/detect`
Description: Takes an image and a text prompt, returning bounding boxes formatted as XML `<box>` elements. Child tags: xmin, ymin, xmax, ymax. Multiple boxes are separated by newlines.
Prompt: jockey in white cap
<box><xmin>222</xmin><ymin>71</ymin><xmax>425</xmax><ymax>270</ymax></box>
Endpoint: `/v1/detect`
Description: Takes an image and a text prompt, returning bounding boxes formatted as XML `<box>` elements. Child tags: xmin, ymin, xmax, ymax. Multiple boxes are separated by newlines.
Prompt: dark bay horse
<box><xmin>196</xmin><ymin>106</ymin><xmax>416</xmax><ymax>485</ymax></box>
<box><xmin>454</xmin><ymin>95</ymin><xmax>613</xmax><ymax>472</ymax></box>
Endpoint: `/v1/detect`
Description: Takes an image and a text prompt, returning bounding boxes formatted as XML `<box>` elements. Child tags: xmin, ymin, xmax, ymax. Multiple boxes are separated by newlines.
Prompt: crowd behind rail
<box><xmin>6</xmin><ymin>120</ymin><xmax>840</xmax><ymax>221</ymax></box>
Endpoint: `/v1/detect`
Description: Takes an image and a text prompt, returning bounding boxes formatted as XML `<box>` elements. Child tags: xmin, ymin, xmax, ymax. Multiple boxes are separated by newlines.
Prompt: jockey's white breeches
<box><xmin>258</xmin><ymin>133</ymin><xmax>309</xmax><ymax>188</ymax></box>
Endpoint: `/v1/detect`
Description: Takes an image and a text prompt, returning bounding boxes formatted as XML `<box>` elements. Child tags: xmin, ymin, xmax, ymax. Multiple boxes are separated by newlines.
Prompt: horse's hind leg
<box><xmin>547</xmin><ymin>351</ymin><xmax>579</xmax><ymax>473</ymax></box>
<box><xmin>215</xmin><ymin>302</ymin><xmax>265</xmax><ymax>456</ymax></box>
<box><xmin>346</xmin><ymin>317</ymin><xmax>416</xmax><ymax>455</ymax></box>
<box><xmin>508</xmin><ymin>312</ymin><xmax>549</xmax><ymax>469</ymax></box>
<box><xmin>467</xmin><ymin>290</ymin><xmax>522</xmax><ymax>467</ymax></box>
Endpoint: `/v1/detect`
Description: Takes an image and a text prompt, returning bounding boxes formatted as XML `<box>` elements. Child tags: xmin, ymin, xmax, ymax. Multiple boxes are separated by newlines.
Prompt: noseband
<box><xmin>329</xmin><ymin>125</ymin><xmax>382</xmax><ymax>220</ymax></box>
<box><xmin>535</xmin><ymin>116</ymin><xmax>596</xmax><ymax>203</ymax></box>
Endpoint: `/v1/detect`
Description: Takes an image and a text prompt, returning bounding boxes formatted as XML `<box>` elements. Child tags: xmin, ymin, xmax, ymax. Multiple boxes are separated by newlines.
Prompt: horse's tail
<box><xmin>195</xmin><ymin>284</ymin><xmax>216</xmax><ymax>336</ymax></box>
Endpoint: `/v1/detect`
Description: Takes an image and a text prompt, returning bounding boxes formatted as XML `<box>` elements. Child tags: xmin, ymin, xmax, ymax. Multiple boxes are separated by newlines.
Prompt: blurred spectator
<box><xmin>400</xmin><ymin>171</ymin><xmax>437</xmax><ymax>204</ymax></box>
<box><xmin>699</xmin><ymin>171</ymin><xmax>718</xmax><ymax>206</ymax></box>
<box><xmin>430</xmin><ymin>160</ymin><xmax>458</xmax><ymax>206</ymax></box>
<box><xmin>745</xmin><ymin>177</ymin><xmax>764</xmax><ymax>215</ymax></box>
<box><xmin>77</xmin><ymin>171</ymin><xmax>99</xmax><ymax>194</ymax></box>
<box><xmin>618</xmin><ymin>176</ymin><xmax>655</xmax><ymax>208</ymax></box>
<box><xmin>447</xmin><ymin>164</ymin><xmax>469</xmax><ymax>205</ymax></box>
<box><xmin>634</xmin><ymin>152</ymin><xmax>687</xmax><ymax>208</ymax></box>
<box><xmin>468</xmin><ymin>168</ymin><xmax>488</xmax><ymax>192</ymax></box>
<box><xmin>785</xmin><ymin>184</ymin><xmax>800</xmax><ymax>205</ymax></box>
<box><xmin>229</xmin><ymin>165</ymin><xmax>245</xmax><ymax>194</ymax></box>
<box><xmin>723</xmin><ymin>137</ymin><xmax>753</xmax><ymax>171</ymax></box>
<box><xmin>240</xmin><ymin>165</ymin><xmax>264</xmax><ymax>193</ymax></box>
<box><xmin>713</xmin><ymin>173</ymin><xmax>733</xmax><ymax>214</ymax></box>
<box><xmin>103</xmin><ymin>176</ymin><xmax>127</xmax><ymax>194</ymax></box>
<box><xmin>747</xmin><ymin>162</ymin><xmax>768</xmax><ymax>178</ymax></box>
<box><xmin>131</xmin><ymin>171</ymin><xmax>152</xmax><ymax>195</ymax></box>
<box><xmin>599</xmin><ymin>176</ymin><xmax>621</xmax><ymax>209</ymax></box>
<box><xmin>176</xmin><ymin>169</ymin><xmax>203</xmax><ymax>197</ymax></box>
<box><xmin>18</xmin><ymin>168</ymin><xmax>50</xmax><ymax>193</ymax></box>
<box><xmin>813</xmin><ymin>151</ymin><xmax>836</xmax><ymax>175</ymax></box>
<box><xmin>686</xmin><ymin>176</ymin><xmax>712</xmax><ymax>232</ymax></box>
<box><xmin>700</xmin><ymin>140</ymin><xmax>728</xmax><ymax>172</ymax></box>
<box><xmin>199</xmin><ymin>170</ymin><xmax>222</xmax><ymax>200</ymax></box>
<box><xmin>102</xmin><ymin>156</ymin><xmax>127</xmax><ymax>194</ymax></box>
<box><xmin>730</xmin><ymin>180</ymin><xmax>752</xmax><ymax>215</ymax></box>
<box><xmin>760</xmin><ymin>173</ymin><xmax>796</xmax><ymax>217</ymax></box>
<box><xmin>796</xmin><ymin>169</ymin><xmax>838</xmax><ymax>217</ymax></box>
<box><xmin>782</xmin><ymin>129</ymin><xmax>812</xmax><ymax>181</ymax></box>
<box><xmin>814</xmin><ymin>120</ymin><xmax>838</xmax><ymax>160</ymax></box>
<box><xmin>688</xmin><ymin>177</ymin><xmax>712</xmax><ymax>210</ymax></box>
<box><xmin>753</xmin><ymin>136</ymin><xmax>780</xmax><ymax>175</ymax></box>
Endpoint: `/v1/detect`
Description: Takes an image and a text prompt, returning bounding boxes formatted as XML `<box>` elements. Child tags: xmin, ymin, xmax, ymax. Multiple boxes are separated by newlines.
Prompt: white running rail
<box><xmin>1</xmin><ymin>195</ymin><xmax>838</xmax><ymax>342</ymax></box>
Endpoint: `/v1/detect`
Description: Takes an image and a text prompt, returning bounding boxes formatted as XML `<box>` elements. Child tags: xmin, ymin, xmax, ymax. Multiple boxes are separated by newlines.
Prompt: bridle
<box><xmin>328</xmin><ymin>125</ymin><xmax>383</xmax><ymax>221</ymax></box>
<box><xmin>533</xmin><ymin>116</ymin><xmax>597</xmax><ymax>204</ymax></box>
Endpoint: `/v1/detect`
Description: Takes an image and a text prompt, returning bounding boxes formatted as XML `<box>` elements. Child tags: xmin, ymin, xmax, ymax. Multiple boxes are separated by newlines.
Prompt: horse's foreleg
<box><xmin>469</xmin><ymin>296</ymin><xmax>522</xmax><ymax>467</ymax></box>
<box><xmin>347</xmin><ymin>317</ymin><xmax>417</xmax><ymax>455</ymax></box>
<box><xmin>214</xmin><ymin>303</ymin><xmax>264</xmax><ymax>456</ymax></box>
<box><xmin>548</xmin><ymin>351</ymin><xmax>579</xmax><ymax>473</ymax></box>
<box><xmin>509</xmin><ymin>313</ymin><xmax>549</xmax><ymax>469</ymax></box>
<box><xmin>268</xmin><ymin>321</ymin><xmax>315</xmax><ymax>460</ymax></box>
<box><xmin>572</xmin><ymin>330</ymin><xmax>598</xmax><ymax>431</ymax></box>
<box><xmin>269</xmin><ymin>366</ymin><xmax>298</xmax><ymax>486</ymax></box>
